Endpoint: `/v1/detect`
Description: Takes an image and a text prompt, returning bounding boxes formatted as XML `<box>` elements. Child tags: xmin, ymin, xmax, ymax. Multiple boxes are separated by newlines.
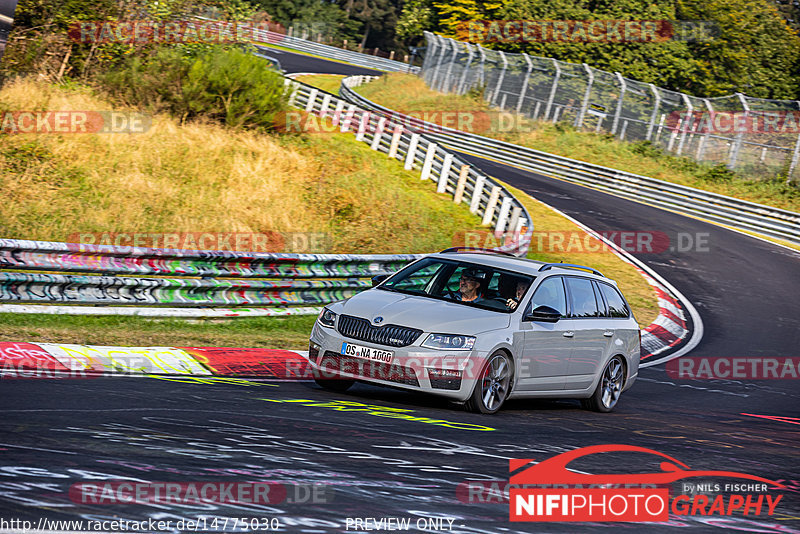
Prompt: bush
<box><xmin>100</xmin><ymin>46</ymin><xmax>286</xmax><ymax>131</ymax></box>
<box><xmin>183</xmin><ymin>47</ymin><xmax>286</xmax><ymax>130</ymax></box>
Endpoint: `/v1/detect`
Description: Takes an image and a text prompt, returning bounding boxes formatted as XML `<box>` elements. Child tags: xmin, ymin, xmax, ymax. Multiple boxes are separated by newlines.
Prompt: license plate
<box><xmin>341</xmin><ymin>342</ymin><xmax>394</xmax><ymax>364</ymax></box>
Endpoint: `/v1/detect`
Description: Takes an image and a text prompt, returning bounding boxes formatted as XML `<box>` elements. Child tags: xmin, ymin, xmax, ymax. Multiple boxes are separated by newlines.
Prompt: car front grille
<box><xmin>319</xmin><ymin>351</ymin><xmax>419</xmax><ymax>387</ymax></box>
<box><xmin>337</xmin><ymin>315</ymin><xmax>422</xmax><ymax>348</ymax></box>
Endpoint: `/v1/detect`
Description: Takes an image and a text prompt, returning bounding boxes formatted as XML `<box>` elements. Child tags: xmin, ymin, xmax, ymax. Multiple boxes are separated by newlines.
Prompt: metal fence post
<box><xmin>477</xmin><ymin>45</ymin><xmax>486</xmax><ymax>89</ymax></box>
<box><xmin>610</xmin><ymin>72</ymin><xmax>627</xmax><ymax>136</ymax></box>
<box><xmin>645</xmin><ymin>84</ymin><xmax>661</xmax><ymax>141</ymax></box>
<box><xmin>457</xmin><ymin>44</ymin><xmax>475</xmax><ymax>95</ymax></box>
<box><xmin>404</xmin><ymin>133</ymin><xmax>420</xmax><ymax>170</ymax></box>
<box><xmin>696</xmin><ymin>99</ymin><xmax>713</xmax><ymax>160</ymax></box>
<box><xmin>423</xmin><ymin>34</ymin><xmax>440</xmax><ymax>86</ymax></box>
<box><xmin>676</xmin><ymin>94</ymin><xmax>693</xmax><ymax>156</ymax></box>
<box><xmin>492</xmin><ymin>51</ymin><xmax>508</xmax><ymax>105</ymax></box>
<box><xmin>544</xmin><ymin>59</ymin><xmax>561</xmax><ymax>121</ymax></box>
<box><xmin>788</xmin><ymin>128</ymin><xmax>800</xmax><ymax>184</ymax></box>
<box><xmin>574</xmin><ymin>63</ymin><xmax>594</xmax><ymax>128</ymax></box>
<box><xmin>516</xmin><ymin>53</ymin><xmax>533</xmax><ymax>114</ymax></box>
<box><xmin>727</xmin><ymin>93</ymin><xmax>749</xmax><ymax>170</ymax></box>
<box><xmin>441</xmin><ymin>39</ymin><xmax>459</xmax><ymax>93</ymax></box>
<box><xmin>430</xmin><ymin>35</ymin><xmax>448</xmax><ymax>91</ymax></box>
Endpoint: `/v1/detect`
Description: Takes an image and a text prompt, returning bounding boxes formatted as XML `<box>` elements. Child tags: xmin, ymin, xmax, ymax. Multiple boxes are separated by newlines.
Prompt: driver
<box><xmin>450</xmin><ymin>268</ymin><xmax>487</xmax><ymax>302</ymax></box>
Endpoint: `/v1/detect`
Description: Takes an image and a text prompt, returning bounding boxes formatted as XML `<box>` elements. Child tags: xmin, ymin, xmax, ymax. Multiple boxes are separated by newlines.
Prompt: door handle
<box><xmin>563</xmin><ymin>331</ymin><xmax>574</xmax><ymax>338</ymax></box>
<box><xmin>603</xmin><ymin>331</ymin><xmax>614</xmax><ymax>337</ymax></box>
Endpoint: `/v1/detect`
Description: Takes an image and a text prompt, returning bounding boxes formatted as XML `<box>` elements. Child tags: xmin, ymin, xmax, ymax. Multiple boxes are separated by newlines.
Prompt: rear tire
<box><xmin>314</xmin><ymin>377</ymin><xmax>354</xmax><ymax>392</ymax></box>
<box><xmin>466</xmin><ymin>351</ymin><xmax>512</xmax><ymax>414</ymax></box>
<box><xmin>582</xmin><ymin>355</ymin><xmax>625</xmax><ymax>413</ymax></box>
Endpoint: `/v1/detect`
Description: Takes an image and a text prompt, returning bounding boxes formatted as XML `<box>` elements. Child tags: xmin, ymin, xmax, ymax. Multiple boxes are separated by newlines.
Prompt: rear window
<box><xmin>598</xmin><ymin>282</ymin><xmax>630</xmax><ymax>318</ymax></box>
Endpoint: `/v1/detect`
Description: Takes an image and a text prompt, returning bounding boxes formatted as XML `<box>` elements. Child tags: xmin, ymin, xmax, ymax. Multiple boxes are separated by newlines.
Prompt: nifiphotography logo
<box><xmin>509</xmin><ymin>445</ymin><xmax>784</xmax><ymax>522</ymax></box>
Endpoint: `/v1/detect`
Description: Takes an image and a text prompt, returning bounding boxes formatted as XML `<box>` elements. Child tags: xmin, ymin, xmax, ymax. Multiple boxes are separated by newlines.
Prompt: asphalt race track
<box><xmin>1</xmin><ymin>49</ymin><xmax>799</xmax><ymax>533</ymax></box>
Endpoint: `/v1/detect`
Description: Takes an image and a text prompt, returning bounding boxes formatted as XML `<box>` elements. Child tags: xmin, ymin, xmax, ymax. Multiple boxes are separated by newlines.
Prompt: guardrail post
<box><xmin>340</xmin><ymin>104</ymin><xmax>356</xmax><ymax>132</ymax></box>
<box><xmin>470</xmin><ymin>176</ymin><xmax>485</xmax><ymax>213</ymax></box>
<box><xmin>287</xmin><ymin>83</ymin><xmax>300</xmax><ymax>107</ymax></box>
<box><xmin>319</xmin><ymin>93</ymin><xmax>331</xmax><ymax>117</ymax></box>
<box><xmin>727</xmin><ymin>93</ymin><xmax>748</xmax><ymax>170</ymax></box>
<box><xmin>676</xmin><ymin>94</ymin><xmax>693</xmax><ymax>156</ymax></box>
<box><xmin>482</xmin><ymin>186</ymin><xmax>501</xmax><ymax>226</ymax></box>
<box><xmin>516</xmin><ymin>53</ymin><xmax>534</xmax><ymax>114</ymax></box>
<box><xmin>331</xmin><ymin>100</ymin><xmax>345</xmax><ymax>126</ymax></box>
<box><xmin>370</xmin><ymin>117</ymin><xmax>387</xmax><ymax>150</ymax></box>
<box><xmin>304</xmin><ymin>88</ymin><xmax>319</xmax><ymax>112</ymax></box>
<box><xmin>420</xmin><ymin>143</ymin><xmax>438</xmax><ymax>180</ymax></box>
<box><xmin>492</xmin><ymin>51</ymin><xmax>508</xmax><ymax>105</ymax></box>
<box><xmin>404</xmin><ymin>133</ymin><xmax>420</xmax><ymax>169</ymax></box>
<box><xmin>437</xmin><ymin>154</ymin><xmax>454</xmax><ymax>193</ymax></box>
<box><xmin>495</xmin><ymin>197</ymin><xmax>513</xmax><ymax>234</ymax></box>
<box><xmin>544</xmin><ymin>59</ymin><xmax>561</xmax><ymax>122</ymax></box>
<box><xmin>507</xmin><ymin>206</ymin><xmax>522</xmax><ymax>237</ymax></box>
<box><xmin>457</xmin><ymin>44</ymin><xmax>475</xmax><ymax>95</ymax></box>
<box><xmin>574</xmin><ymin>63</ymin><xmax>594</xmax><ymax>128</ymax></box>
<box><xmin>645</xmin><ymin>84</ymin><xmax>661</xmax><ymax>141</ymax></box>
<box><xmin>610</xmin><ymin>72</ymin><xmax>626</xmax><ymax>135</ymax></box>
<box><xmin>355</xmin><ymin>111</ymin><xmax>370</xmax><ymax>141</ymax></box>
<box><xmin>453</xmin><ymin>165</ymin><xmax>470</xmax><ymax>203</ymax></box>
<box><xmin>388</xmin><ymin>125</ymin><xmax>403</xmax><ymax>159</ymax></box>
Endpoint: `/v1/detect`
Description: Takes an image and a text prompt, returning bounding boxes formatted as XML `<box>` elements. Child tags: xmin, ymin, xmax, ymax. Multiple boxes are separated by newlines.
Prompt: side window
<box><xmin>598</xmin><ymin>282</ymin><xmax>630</xmax><ymax>318</ymax></box>
<box><xmin>529</xmin><ymin>277</ymin><xmax>567</xmax><ymax>316</ymax></box>
<box><xmin>565</xmin><ymin>277</ymin><xmax>600</xmax><ymax>318</ymax></box>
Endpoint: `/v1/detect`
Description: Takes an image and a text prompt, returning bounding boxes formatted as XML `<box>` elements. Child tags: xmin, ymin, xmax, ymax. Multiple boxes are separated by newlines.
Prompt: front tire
<box><xmin>466</xmin><ymin>351</ymin><xmax>512</xmax><ymax>414</ymax></box>
<box><xmin>582</xmin><ymin>355</ymin><xmax>625</xmax><ymax>412</ymax></box>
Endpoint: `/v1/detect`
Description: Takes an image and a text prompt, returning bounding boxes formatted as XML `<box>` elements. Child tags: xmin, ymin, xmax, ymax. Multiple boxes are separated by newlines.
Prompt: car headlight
<box><xmin>318</xmin><ymin>307</ymin><xmax>337</xmax><ymax>328</ymax></box>
<box><xmin>421</xmin><ymin>334</ymin><xmax>476</xmax><ymax>351</ymax></box>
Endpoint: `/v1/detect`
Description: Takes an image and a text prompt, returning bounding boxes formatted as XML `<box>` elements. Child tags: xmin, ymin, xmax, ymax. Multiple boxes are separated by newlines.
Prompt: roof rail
<box><xmin>439</xmin><ymin>247</ymin><xmax>516</xmax><ymax>257</ymax></box>
<box><xmin>538</xmin><ymin>263</ymin><xmax>604</xmax><ymax>277</ymax></box>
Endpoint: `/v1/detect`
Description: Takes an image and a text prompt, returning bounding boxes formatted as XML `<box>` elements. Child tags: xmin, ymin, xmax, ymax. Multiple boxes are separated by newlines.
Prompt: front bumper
<box><xmin>309</xmin><ymin>322</ymin><xmax>485</xmax><ymax>402</ymax></box>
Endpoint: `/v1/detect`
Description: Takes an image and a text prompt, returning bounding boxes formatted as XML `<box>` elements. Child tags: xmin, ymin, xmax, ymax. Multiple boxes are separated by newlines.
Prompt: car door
<box><xmin>517</xmin><ymin>276</ymin><xmax>572</xmax><ymax>392</ymax></box>
<box><xmin>563</xmin><ymin>277</ymin><xmax>610</xmax><ymax>390</ymax></box>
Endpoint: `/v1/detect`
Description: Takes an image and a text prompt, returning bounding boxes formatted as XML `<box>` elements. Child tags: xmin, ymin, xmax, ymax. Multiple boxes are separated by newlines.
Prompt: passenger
<box><xmin>499</xmin><ymin>275</ymin><xmax>530</xmax><ymax>310</ymax></box>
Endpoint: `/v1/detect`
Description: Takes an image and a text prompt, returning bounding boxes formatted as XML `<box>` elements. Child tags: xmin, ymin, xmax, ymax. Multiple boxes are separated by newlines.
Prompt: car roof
<box><xmin>434</xmin><ymin>252</ymin><xmax>612</xmax><ymax>282</ymax></box>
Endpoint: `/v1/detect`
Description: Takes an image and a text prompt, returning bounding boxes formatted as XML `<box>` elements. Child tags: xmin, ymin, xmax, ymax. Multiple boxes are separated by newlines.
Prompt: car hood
<box><xmin>334</xmin><ymin>289</ymin><xmax>511</xmax><ymax>334</ymax></box>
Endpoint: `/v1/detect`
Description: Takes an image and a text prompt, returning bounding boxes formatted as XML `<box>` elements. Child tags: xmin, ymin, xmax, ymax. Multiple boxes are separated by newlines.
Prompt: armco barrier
<box><xmin>340</xmin><ymin>76</ymin><xmax>800</xmax><ymax>246</ymax></box>
<box><xmin>0</xmin><ymin>238</ymin><xmax>422</xmax><ymax>315</ymax></box>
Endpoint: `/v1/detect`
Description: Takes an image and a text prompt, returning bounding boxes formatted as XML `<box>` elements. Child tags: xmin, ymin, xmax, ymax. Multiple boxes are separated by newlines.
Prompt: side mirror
<box><xmin>371</xmin><ymin>274</ymin><xmax>390</xmax><ymax>287</ymax></box>
<box><xmin>524</xmin><ymin>305</ymin><xmax>562</xmax><ymax>323</ymax></box>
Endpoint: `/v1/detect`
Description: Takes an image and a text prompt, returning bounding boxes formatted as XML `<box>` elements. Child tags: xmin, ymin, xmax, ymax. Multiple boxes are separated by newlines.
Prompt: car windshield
<box><xmin>378</xmin><ymin>257</ymin><xmax>535</xmax><ymax>313</ymax></box>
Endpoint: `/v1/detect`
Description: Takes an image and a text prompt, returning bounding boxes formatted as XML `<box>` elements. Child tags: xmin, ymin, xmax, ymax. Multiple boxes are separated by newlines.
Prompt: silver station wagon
<box><xmin>307</xmin><ymin>249</ymin><xmax>640</xmax><ymax>414</ymax></box>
